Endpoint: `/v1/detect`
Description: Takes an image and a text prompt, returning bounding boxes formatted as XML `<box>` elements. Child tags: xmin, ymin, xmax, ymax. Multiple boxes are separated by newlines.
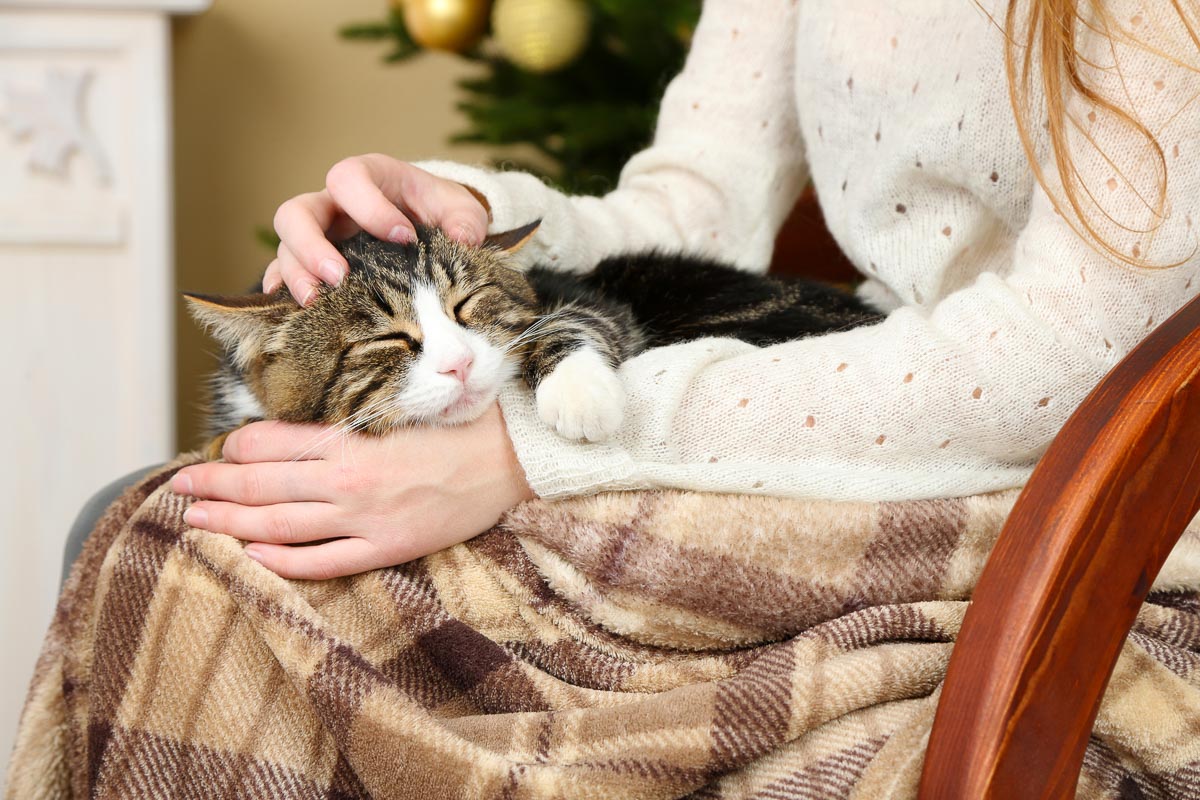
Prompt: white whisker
<box><xmin>286</xmin><ymin>394</ymin><xmax>397</xmax><ymax>461</ymax></box>
<box><xmin>501</xmin><ymin>310</ymin><xmax>571</xmax><ymax>354</ymax></box>
<box><xmin>496</xmin><ymin>311</ymin><xmax>571</xmax><ymax>355</ymax></box>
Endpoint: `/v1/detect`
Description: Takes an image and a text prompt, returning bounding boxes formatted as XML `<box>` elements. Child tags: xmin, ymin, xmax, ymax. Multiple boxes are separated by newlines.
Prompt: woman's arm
<box><xmin>496</xmin><ymin>7</ymin><xmax>1200</xmax><ymax>502</ymax></box>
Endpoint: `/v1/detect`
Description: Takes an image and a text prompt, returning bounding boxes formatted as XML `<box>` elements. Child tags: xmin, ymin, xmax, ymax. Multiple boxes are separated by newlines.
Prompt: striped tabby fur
<box><xmin>185</xmin><ymin>223</ymin><xmax>880</xmax><ymax>452</ymax></box>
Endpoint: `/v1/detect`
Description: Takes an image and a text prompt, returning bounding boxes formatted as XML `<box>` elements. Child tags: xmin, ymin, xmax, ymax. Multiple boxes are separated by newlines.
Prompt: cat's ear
<box><xmin>183</xmin><ymin>292</ymin><xmax>297</xmax><ymax>366</ymax></box>
<box><xmin>483</xmin><ymin>219</ymin><xmax>541</xmax><ymax>254</ymax></box>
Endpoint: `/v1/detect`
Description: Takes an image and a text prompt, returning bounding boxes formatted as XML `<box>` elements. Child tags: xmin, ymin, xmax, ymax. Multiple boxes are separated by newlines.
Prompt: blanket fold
<box><xmin>7</xmin><ymin>456</ymin><xmax>1200</xmax><ymax>799</ymax></box>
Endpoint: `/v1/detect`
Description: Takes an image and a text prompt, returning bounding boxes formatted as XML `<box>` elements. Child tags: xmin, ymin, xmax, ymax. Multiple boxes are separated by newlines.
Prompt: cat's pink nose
<box><xmin>439</xmin><ymin>353</ymin><xmax>474</xmax><ymax>383</ymax></box>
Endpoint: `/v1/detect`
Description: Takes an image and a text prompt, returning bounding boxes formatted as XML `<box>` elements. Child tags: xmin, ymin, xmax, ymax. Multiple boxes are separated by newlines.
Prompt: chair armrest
<box><xmin>919</xmin><ymin>294</ymin><xmax>1200</xmax><ymax>799</ymax></box>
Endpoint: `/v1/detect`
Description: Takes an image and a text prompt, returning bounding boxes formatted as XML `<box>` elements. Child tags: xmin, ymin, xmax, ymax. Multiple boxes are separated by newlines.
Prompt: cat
<box><xmin>185</xmin><ymin>222</ymin><xmax>881</xmax><ymax>456</ymax></box>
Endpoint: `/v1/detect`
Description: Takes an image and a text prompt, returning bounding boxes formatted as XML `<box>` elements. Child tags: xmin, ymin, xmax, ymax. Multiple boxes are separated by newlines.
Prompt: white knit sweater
<box><xmin>420</xmin><ymin>0</ymin><xmax>1200</xmax><ymax>502</ymax></box>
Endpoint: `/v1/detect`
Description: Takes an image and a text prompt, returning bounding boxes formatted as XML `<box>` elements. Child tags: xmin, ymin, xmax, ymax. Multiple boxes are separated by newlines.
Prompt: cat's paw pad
<box><xmin>536</xmin><ymin>349</ymin><xmax>625</xmax><ymax>442</ymax></box>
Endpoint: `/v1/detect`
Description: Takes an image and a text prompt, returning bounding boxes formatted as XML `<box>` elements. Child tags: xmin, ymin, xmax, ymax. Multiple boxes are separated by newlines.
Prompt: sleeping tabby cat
<box><xmin>185</xmin><ymin>222</ymin><xmax>880</xmax><ymax>454</ymax></box>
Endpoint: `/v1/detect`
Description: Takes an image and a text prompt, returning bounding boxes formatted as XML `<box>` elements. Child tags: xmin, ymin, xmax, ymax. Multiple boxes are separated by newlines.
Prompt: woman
<box><xmin>170</xmin><ymin>0</ymin><xmax>1200</xmax><ymax>580</ymax></box>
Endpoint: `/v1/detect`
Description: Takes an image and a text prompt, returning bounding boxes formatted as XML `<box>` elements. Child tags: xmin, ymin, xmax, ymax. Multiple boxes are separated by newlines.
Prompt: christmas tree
<box><xmin>341</xmin><ymin>0</ymin><xmax>701</xmax><ymax>194</ymax></box>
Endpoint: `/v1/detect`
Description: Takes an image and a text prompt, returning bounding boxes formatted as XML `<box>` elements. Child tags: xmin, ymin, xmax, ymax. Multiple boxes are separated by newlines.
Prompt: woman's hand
<box><xmin>170</xmin><ymin>403</ymin><xmax>533</xmax><ymax>579</ymax></box>
<box><xmin>267</xmin><ymin>154</ymin><xmax>491</xmax><ymax>305</ymax></box>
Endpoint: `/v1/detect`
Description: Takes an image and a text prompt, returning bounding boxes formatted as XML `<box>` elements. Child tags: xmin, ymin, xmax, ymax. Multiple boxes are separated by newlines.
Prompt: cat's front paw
<box><xmin>536</xmin><ymin>349</ymin><xmax>625</xmax><ymax>442</ymax></box>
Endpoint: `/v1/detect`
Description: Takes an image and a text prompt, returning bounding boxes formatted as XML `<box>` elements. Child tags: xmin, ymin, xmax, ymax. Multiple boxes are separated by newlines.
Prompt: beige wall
<box><xmin>172</xmin><ymin>0</ymin><xmax>501</xmax><ymax>448</ymax></box>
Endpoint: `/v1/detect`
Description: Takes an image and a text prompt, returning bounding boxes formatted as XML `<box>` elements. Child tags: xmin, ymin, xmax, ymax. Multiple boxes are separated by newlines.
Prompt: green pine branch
<box><xmin>340</xmin><ymin>8</ymin><xmax>422</xmax><ymax>62</ymax></box>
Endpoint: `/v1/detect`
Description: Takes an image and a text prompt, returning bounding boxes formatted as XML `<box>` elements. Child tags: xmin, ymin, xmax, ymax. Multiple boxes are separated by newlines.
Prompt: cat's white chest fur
<box><xmin>535</xmin><ymin>348</ymin><xmax>625</xmax><ymax>442</ymax></box>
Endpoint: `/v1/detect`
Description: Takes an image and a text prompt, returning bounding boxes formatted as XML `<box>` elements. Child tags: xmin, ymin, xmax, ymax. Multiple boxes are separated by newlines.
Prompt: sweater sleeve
<box><xmin>491</xmin><ymin>7</ymin><xmax>1200</xmax><ymax>502</ymax></box>
<box><xmin>417</xmin><ymin>0</ymin><xmax>808</xmax><ymax>274</ymax></box>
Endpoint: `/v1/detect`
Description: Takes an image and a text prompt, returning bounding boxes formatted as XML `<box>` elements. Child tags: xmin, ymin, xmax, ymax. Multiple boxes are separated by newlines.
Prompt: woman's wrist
<box><xmin>482</xmin><ymin>402</ymin><xmax>536</xmax><ymax>506</ymax></box>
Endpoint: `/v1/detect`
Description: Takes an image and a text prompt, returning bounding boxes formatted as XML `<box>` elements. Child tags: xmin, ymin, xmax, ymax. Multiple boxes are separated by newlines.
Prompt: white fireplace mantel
<box><xmin>0</xmin><ymin>0</ymin><xmax>209</xmax><ymax>784</ymax></box>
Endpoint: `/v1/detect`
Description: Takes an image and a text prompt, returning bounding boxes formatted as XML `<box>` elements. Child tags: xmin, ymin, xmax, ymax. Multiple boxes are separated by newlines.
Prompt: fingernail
<box><xmin>301</xmin><ymin>284</ymin><xmax>319</xmax><ymax>306</ymax></box>
<box><xmin>172</xmin><ymin>474</ymin><xmax>193</xmax><ymax>495</ymax></box>
<box><xmin>318</xmin><ymin>259</ymin><xmax>344</xmax><ymax>286</ymax></box>
<box><xmin>263</xmin><ymin>279</ymin><xmax>282</xmax><ymax>294</ymax></box>
<box><xmin>184</xmin><ymin>506</ymin><xmax>207</xmax><ymax>528</ymax></box>
<box><xmin>244</xmin><ymin>547</ymin><xmax>264</xmax><ymax>564</ymax></box>
<box><xmin>387</xmin><ymin>225</ymin><xmax>412</xmax><ymax>243</ymax></box>
<box><xmin>455</xmin><ymin>223</ymin><xmax>481</xmax><ymax>245</ymax></box>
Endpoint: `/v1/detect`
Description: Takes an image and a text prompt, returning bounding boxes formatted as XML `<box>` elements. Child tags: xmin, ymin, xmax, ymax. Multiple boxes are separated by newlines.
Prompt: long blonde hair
<box><xmin>1005</xmin><ymin>0</ymin><xmax>1200</xmax><ymax>266</ymax></box>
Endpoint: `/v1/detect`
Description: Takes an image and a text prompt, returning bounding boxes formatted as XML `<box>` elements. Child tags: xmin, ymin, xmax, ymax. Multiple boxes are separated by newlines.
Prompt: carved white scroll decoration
<box><xmin>1</xmin><ymin>68</ymin><xmax>112</xmax><ymax>185</ymax></box>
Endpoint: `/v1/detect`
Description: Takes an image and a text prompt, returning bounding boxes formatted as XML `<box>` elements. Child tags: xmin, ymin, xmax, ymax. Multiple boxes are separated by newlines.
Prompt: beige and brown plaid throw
<box><xmin>8</xmin><ymin>456</ymin><xmax>1200</xmax><ymax>799</ymax></box>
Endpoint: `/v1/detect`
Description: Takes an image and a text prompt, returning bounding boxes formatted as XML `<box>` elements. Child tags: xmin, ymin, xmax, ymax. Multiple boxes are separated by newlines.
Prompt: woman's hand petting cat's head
<box><xmin>266</xmin><ymin>154</ymin><xmax>490</xmax><ymax>306</ymax></box>
<box><xmin>170</xmin><ymin>403</ymin><xmax>534</xmax><ymax>579</ymax></box>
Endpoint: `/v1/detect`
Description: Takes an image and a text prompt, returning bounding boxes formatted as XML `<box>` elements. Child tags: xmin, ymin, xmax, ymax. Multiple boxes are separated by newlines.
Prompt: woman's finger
<box><xmin>171</xmin><ymin>460</ymin><xmax>334</xmax><ymax>506</ymax></box>
<box><xmin>438</xmin><ymin>202</ymin><xmax>490</xmax><ymax>246</ymax></box>
<box><xmin>327</xmin><ymin>155</ymin><xmax>488</xmax><ymax>246</ymax></box>
<box><xmin>373</xmin><ymin>158</ymin><xmax>488</xmax><ymax>246</ymax></box>
<box><xmin>400</xmin><ymin>176</ymin><xmax>489</xmax><ymax>246</ymax></box>
<box><xmin>221</xmin><ymin>420</ymin><xmax>343</xmax><ymax>464</ymax></box>
<box><xmin>273</xmin><ymin>190</ymin><xmax>349</xmax><ymax>289</ymax></box>
<box><xmin>325</xmin><ymin>155</ymin><xmax>417</xmax><ymax>244</ymax></box>
<box><xmin>277</xmin><ymin>243</ymin><xmax>322</xmax><ymax>307</ymax></box>
<box><xmin>183</xmin><ymin>500</ymin><xmax>342</xmax><ymax>546</ymax></box>
<box><xmin>244</xmin><ymin>537</ymin><xmax>383</xmax><ymax>580</ymax></box>
<box><xmin>262</xmin><ymin>258</ymin><xmax>283</xmax><ymax>294</ymax></box>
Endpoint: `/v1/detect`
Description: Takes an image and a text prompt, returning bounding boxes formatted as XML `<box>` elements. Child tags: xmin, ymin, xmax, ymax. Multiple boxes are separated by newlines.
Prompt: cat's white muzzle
<box><xmin>398</xmin><ymin>285</ymin><xmax>517</xmax><ymax>425</ymax></box>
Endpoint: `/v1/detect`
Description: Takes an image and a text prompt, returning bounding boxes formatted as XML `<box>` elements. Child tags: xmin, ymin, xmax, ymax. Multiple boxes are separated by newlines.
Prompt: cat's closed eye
<box><xmin>452</xmin><ymin>283</ymin><xmax>500</xmax><ymax>323</ymax></box>
<box><xmin>452</xmin><ymin>294</ymin><xmax>475</xmax><ymax>323</ymax></box>
<box><xmin>345</xmin><ymin>331</ymin><xmax>421</xmax><ymax>354</ymax></box>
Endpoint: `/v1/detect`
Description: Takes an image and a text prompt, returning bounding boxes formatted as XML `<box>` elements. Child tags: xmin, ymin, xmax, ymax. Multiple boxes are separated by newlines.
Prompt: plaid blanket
<box><xmin>8</xmin><ymin>456</ymin><xmax>1200</xmax><ymax>799</ymax></box>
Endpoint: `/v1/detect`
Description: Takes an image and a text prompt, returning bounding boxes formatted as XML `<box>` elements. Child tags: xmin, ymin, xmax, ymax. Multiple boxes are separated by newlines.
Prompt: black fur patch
<box><xmin>523</xmin><ymin>251</ymin><xmax>881</xmax><ymax>371</ymax></box>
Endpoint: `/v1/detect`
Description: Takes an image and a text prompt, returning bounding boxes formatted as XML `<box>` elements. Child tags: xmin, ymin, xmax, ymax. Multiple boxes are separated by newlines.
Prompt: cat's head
<box><xmin>185</xmin><ymin>222</ymin><xmax>541</xmax><ymax>433</ymax></box>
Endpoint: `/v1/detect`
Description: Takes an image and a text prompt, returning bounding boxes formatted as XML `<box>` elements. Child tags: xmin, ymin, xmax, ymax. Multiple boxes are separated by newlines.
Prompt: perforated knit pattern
<box><xmin>421</xmin><ymin>0</ymin><xmax>1200</xmax><ymax>501</ymax></box>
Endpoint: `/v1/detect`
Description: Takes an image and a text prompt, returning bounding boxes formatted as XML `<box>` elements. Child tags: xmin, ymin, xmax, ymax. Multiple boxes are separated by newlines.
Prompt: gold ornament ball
<box><xmin>402</xmin><ymin>0</ymin><xmax>490</xmax><ymax>53</ymax></box>
<box><xmin>492</xmin><ymin>0</ymin><xmax>591</xmax><ymax>73</ymax></box>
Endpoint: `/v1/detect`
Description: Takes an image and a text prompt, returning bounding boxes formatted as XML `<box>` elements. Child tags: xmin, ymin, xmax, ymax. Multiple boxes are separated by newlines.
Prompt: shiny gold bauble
<box><xmin>402</xmin><ymin>0</ymin><xmax>490</xmax><ymax>53</ymax></box>
<box><xmin>491</xmin><ymin>0</ymin><xmax>590</xmax><ymax>73</ymax></box>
